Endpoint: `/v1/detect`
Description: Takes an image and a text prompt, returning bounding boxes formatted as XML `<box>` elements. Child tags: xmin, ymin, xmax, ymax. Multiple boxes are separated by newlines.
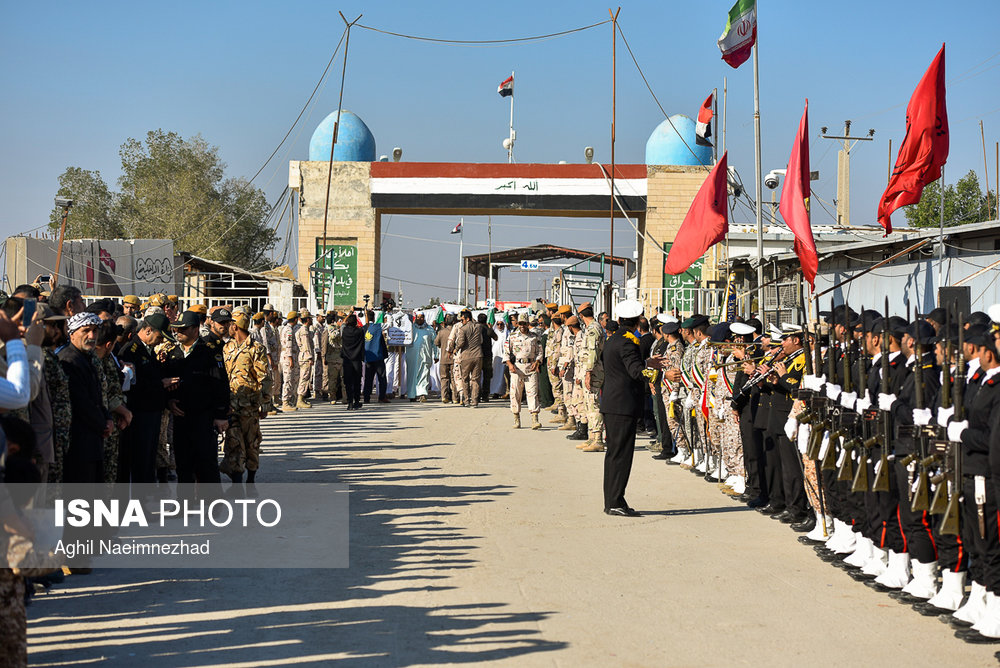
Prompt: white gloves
<box><xmin>947</xmin><ymin>420</ymin><xmax>968</xmax><ymax>442</ymax></box>
<box><xmin>784</xmin><ymin>416</ymin><xmax>798</xmax><ymax>441</ymax></box>
<box><xmin>937</xmin><ymin>406</ymin><xmax>955</xmax><ymax>428</ymax></box>
<box><xmin>912</xmin><ymin>408</ymin><xmax>933</xmax><ymax>427</ymax></box>
<box><xmin>684</xmin><ymin>395</ymin><xmax>695</xmax><ymax>409</ymax></box>
<box><xmin>878</xmin><ymin>393</ymin><xmax>897</xmax><ymax>411</ymax></box>
<box><xmin>717</xmin><ymin>405</ymin><xmax>728</xmax><ymax>421</ymax></box>
<box><xmin>802</xmin><ymin>374</ymin><xmax>826</xmax><ymax>392</ymax></box>
<box><xmin>855</xmin><ymin>391</ymin><xmax>872</xmax><ymax>412</ymax></box>
<box><xmin>669</xmin><ymin>391</ymin><xmax>679</xmax><ymax>402</ymax></box>
<box><xmin>797</xmin><ymin>424</ymin><xmax>811</xmax><ymax>454</ymax></box>
<box><xmin>826</xmin><ymin>383</ymin><xmax>842</xmax><ymax>401</ymax></box>
<box><xmin>840</xmin><ymin>391</ymin><xmax>858</xmax><ymax>410</ymax></box>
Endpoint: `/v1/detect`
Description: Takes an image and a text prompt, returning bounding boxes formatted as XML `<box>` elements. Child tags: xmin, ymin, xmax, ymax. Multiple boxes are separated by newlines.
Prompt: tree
<box><xmin>903</xmin><ymin>169</ymin><xmax>994</xmax><ymax>228</ymax></box>
<box><xmin>50</xmin><ymin>130</ymin><xmax>278</xmax><ymax>270</ymax></box>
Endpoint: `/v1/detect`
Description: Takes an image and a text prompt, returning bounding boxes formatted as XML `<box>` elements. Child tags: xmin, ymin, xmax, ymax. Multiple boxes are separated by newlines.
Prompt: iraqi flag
<box><xmin>497</xmin><ymin>75</ymin><xmax>514</xmax><ymax>97</ymax></box>
<box><xmin>877</xmin><ymin>45</ymin><xmax>948</xmax><ymax>235</ymax></box>
<box><xmin>451</xmin><ymin>221</ymin><xmax>462</xmax><ymax>234</ymax></box>
<box><xmin>718</xmin><ymin>0</ymin><xmax>756</xmax><ymax>69</ymax></box>
<box><xmin>696</xmin><ymin>92</ymin><xmax>714</xmax><ymax>146</ymax></box>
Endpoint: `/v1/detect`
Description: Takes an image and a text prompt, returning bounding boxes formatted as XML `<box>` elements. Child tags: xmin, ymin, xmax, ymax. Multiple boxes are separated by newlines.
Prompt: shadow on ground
<box><xmin>28</xmin><ymin>402</ymin><xmax>567</xmax><ymax>666</ymax></box>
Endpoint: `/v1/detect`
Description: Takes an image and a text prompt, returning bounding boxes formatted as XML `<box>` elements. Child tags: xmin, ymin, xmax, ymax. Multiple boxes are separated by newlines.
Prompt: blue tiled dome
<box><xmin>645</xmin><ymin>114</ymin><xmax>712</xmax><ymax>166</ymax></box>
<box><xmin>308</xmin><ymin>110</ymin><xmax>376</xmax><ymax>162</ymax></box>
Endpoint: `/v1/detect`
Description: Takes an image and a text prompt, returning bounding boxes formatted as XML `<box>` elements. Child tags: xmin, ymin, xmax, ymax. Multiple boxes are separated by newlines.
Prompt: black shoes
<box><xmin>567</xmin><ymin>425</ymin><xmax>589</xmax><ymax>441</ymax></box>
<box><xmin>704</xmin><ymin>473</ymin><xmax>721</xmax><ymax>483</ymax></box>
<box><xmin>746</xmin><ymin>496</ymin><xmax>769</xmax><ymax>509</ymax></box>
<box><xmin>956</xmin><ymin>628</ymin><xmax>1000</xmax><ymax>643</ymax></box>
<box><xmin>605</xmin><ymin>507</ymin><xmax>642</xmax><ymax>517</ymax></box>
<box><xmin>651</xmin><ymin>451</ymin><xmax>671</xmax><ymax>460</ymax></box>
<box><xmin>912</xmin><ymin>601</ymin><xmax>952</xmax><ymax>616</ymax></box>
<box><xmin>762</xmin><ymin>505</ymin><xmax>786</xmax><ymax>518</ymax></box>
<box><xmin>791</xmin><ymin>514</ymin><xmax>816</xmax><ymax>532</ymax></box>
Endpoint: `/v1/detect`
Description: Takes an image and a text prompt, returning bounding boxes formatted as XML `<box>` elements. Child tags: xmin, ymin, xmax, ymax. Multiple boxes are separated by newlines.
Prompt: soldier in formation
<box><xmin>504</xmin><ymin>313</ymin><xmax>542</xmax><ymax>429</ymax></box>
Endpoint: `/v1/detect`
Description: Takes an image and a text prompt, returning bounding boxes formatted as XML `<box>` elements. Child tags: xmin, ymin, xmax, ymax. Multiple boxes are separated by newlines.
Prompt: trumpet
<box><xmin>704</xmin><ymin>340</ymin><xmax>773</xmax><ymax>347</ymax></box>
<box><xmin>712</xmin><ymin>355</ymin><xmax>770</xmax><ymax>369</ymax></box>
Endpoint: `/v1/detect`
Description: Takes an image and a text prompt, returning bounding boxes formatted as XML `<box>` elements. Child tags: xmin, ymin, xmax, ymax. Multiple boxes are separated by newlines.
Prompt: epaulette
<box><xmin>988</xmin><ymin>377</ymin><xmax>998</xmax><ymax>387</ymax></box>
<box><xmin>623</xmin><ymin>331</ymin><xmax>639</xmax><ymax>345</ymax></box>
<box><xmin>206</xmin><ymin>340</ymin><xmax>217</xmax><ymax>349</ymax></box>
<box><xmin>130</xmin><ymin>343</ymin><xmax>138</xmax><ymax>352</ymax></box>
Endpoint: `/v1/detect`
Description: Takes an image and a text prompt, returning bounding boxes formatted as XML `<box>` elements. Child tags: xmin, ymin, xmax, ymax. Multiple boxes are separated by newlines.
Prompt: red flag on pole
<box><xmin>696</xmin><ymin>92</ymin><xmax>714</xmax><ymax>146</ymax></box>
<box><xmin>779</xmin><ymin>99</ymin><xmax>818</xmax><ymax>290</ymax></box>
<box><xmin>664</xmin><ymin>152</ymin><xmax>729</xmax><ymax>275</ymax></box>
<box><xmin>877</xmin><ymin>44</ymin><xmax>949</xmax><ymax>234</ymax></box>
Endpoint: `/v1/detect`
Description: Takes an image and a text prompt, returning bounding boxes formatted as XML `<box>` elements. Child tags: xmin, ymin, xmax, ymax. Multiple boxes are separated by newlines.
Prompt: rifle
<box><xmin>908</xmin><ymin>333</ymin><xmax>934</xmax><ymax>513</ymax></box>
<box><xmin>928</xmin><ymin>308</ymin><xmax>953</xmax><ymax>515</ymax></box>
<box><xmin>869</xmin><ymin>297</ymin><xmax>892</xmax><ymax>493</ymax></box>
<box><xmin>822</xmin><ymin>297</ymin><xmax>843</xmax><ymax>472</ymax></box>
<box><xmin>845</xmin><ymin>307</ymin><xmax>868</xmax><ymax>493</ymax></box>
<box><xmin>938</xmin><ymin>312</ymin><xmax>964</xmax><ymax>536</ymax></box>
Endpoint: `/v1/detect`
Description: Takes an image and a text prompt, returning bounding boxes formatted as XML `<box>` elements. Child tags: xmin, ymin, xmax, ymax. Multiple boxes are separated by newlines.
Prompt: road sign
<box><xmin>520</xmin><ymin>260</ymin><xmax>539</xmax><ymax>270</ymax></box>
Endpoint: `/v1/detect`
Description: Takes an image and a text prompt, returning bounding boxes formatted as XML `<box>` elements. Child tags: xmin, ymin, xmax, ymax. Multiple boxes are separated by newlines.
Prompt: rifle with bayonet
<box><xmin>938</xmin><ymin>312</ymin><xmax>964</xmax><ymax>536</ymax></box>
<box><xmin>823</xmin><ymin>299</ymin><xmax>845</xmax><ymax>472</ymax></box>
<box><xmin>846</xmin><ymin>307</ymin><xmax>869</xmax><ymax>493</ymax></box>
<box><xmin>909</xmin><ymin>335</ymin><xmax>934</xmax><ymax>513</ymax></box>
<box><xmin>868</xmin><ymin>298</ymin><xmax>893</xmax><ymax>493</ymax></box>
<box><xmin>928</xmin><ymin>309</ymin><xmax>953</xmax><ymax>516</ymax></box>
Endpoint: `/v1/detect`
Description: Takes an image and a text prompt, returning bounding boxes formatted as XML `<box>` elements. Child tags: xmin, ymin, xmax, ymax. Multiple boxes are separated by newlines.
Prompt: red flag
<box><xmin>696</xmin><ymin>92</ymin><xmax>714</xmax><ymax>146</ymax></box>
<box><xmin>779</xmin><ymin>99</ymin><xmax>818</xmax><ymax>290</ymax></box>
<box><xmin>664</xmin><ymin>152</ymin><xmax>728</xmax><ymax>275</ymax></box>
<box><xmin>877</xmin><ymin>44</ymin><xmax>948</xmax><ymax>234</ymax></box>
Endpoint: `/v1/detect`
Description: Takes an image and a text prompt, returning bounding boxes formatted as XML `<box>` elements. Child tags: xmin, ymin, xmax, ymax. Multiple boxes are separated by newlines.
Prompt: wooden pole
<box><xmin>52</xmin><ymin>205</ymin><xmax>71</xmax><ymax>286</ymax></box>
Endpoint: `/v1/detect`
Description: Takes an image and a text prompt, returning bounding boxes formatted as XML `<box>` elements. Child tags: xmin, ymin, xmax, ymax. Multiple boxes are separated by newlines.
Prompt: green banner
<box><xmin>662</xmin><ymin>243</ymin><xmax>702</xmax><ymax>314</ymax></box>
<box><xmin>315</xmin><ymin>242</ymin><xmax>357</xmax><ymax>307</ymax></box>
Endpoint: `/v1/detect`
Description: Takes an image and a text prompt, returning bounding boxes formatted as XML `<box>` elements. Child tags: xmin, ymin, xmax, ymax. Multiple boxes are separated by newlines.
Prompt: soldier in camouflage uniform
<box><xmin>678</xmin><ymin>323</ymin><xmax>700</xmax><ymax>467</ymax></box>
<box><xmin>447</xmin><ymin>319</ymin><xmax>465</xmax><ymax>405</ymax></box>
<box><xmin>280</xmin><ymin>311</ymin><xmax>300</xmax><ymax>411</ymax></box>
<box><xmin>660</xmin><ymin>323</ymin><xmax>690</xmax><ymax>463</ymax></box>
<box><xmin>296</xmin><ymin>310</ymin><xmax>314</xmax><ymax>407</ymax></box>
<box><xmin>504</xmin><ymin>314</ymin><xmax>543</xmax><ymax>429</ymax></box>
<box><xmin>559</xmin><ymin>315</ymin><xmax>580</xmax><ymax>432</ymax></box>
<box><xmin>263</xmin><ymin>307</ymin><xmax>281</xmax><ymax>410</ymax></box>
<box><xmin>43</xmin><ymin>325</ymin><xmax>72</xmax><ymax>483</ymax></box>
<box><xmin>690</xmin><ymin>317</ymin><xmax>714</xmax><ymax>472</ymax></box>
<box><xmin>313</xmin><ymin>313</ymin><xmax>329</xmax><ymax>400</ymax></box>
<box><xmin>220</xmin><ymin>312</ymin><xmax>271</xmax><ymax>483</ymax></box>
<box><xmin>578</xmin><ymin>303</ymin><xmax>605</xmax><ymax>451</ymax></box>
<box><xmin>97</xmin><ymin>339</ymin><xmax>126</xmax><ymax>483</ymax></box>
<box><xmin>548</xmin><ymin>306</ymin><xmax>570</xmax><ymax>423</ymax></box>
<box><xmin>326</xmin><ymin>313</ymin><xmax>346</xmax><ymax>403</ymax></box>
<box><xmin>571</xmin><ymin>315</ymin><xmax>590</xmax><ymax>442</ymax></box>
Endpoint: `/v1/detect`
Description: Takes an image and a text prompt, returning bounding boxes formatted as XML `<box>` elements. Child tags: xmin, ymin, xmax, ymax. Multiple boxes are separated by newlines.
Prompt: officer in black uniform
<box><xmin>599</xmin><ymin>299</ymin><xmax>663</xmax><ymax>517</ymax></box>
<box><xmin>165</xmin><ymin>310</ymin><xmax>230</xmax><ymax>485</ymax></box>
<box><xmin>117</xmin><ymin>312</ymin><xmax>174</xmax><ymax>483</ymax></box>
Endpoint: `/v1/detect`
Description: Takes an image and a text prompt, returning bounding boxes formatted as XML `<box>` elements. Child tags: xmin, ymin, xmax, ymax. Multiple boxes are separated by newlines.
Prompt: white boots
<box><xmin>844</xmin><ymin>535</ymin><xmax>873</xmax><ymax>568</ymax></box>
<box><xmin>901</xmin><ymin>560</ymin><xmax>938</xmax><ymax>600</ymax></box>
<box><xmin>861</xmin><ymin>546</ymin><xmax>889</xmax><ymax>577</ymax></box>
<box><xmin>874</xmin><ymin>550</ymin><xmax>911</xmax><ymax>589</ymax></box>
<box><xmin>671</xmin><ymin>449</ymin><xmax>690</xmax><ymax>465</ymax></box>
<box><xmin>953</xmin><ymin>581</ymin><xmax>988</xmax><ymax>625</ymax></box>
<box><xmin>927</xmin><ymin>569</ymin><xmax>967</xmax><ymax>611</ymax></box>
<box><xmin>971</xmin><ymin>592</ymin><xmax>1000</xmax><ymax>638</ymax></box>
<box><xmin>825</xmin><ymin>520</ymin><xmax>857</xmax><ymax>554</ymax></box>
<box><xmin>805</xmin><ymin>512</ymin><xmax>834</xmax><ymax>542</ymax></box>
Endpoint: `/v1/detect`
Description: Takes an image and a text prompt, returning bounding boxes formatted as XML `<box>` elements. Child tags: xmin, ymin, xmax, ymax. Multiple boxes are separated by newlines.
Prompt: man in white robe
<box><xmin>405</xmin><ymin>313</ymin><xmax>435</xmax><ymax>401</ymax></box>
<box><xmin>490</xmin><ymin>320</ymin><xmax>510</xmax><ymax>396</ymax></box>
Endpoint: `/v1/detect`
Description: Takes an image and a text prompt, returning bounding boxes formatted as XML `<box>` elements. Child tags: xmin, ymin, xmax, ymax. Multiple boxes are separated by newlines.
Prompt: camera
<box><xmin>54</xmin><ymin>196</ymin><xmax>74</xmax><ymax>208</ymax></box>
<box><xmin>764</xmin><ymin>169</ymin><xmax>786</xmax><ymax>190</ymax></box>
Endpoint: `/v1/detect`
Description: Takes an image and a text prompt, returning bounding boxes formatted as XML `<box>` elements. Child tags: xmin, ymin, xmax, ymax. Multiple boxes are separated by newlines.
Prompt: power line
<box><xmin>356</xmin><ymin>19</ymin><xmax>610</xmax><ymax>47</ymax></box>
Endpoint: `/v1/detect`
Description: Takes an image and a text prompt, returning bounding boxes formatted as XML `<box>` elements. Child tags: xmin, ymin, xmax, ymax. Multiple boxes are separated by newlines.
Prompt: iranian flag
<box><xmin>497</xmin><ymin>75</ymin><xmax>514</xmax><ymax>97</ymax></box>
<box><xmin>718</xmin><ymin>0</ymin><xmax>756</xmax><ymax>69</ymax></box>
<box><xmin>696</xmin><ymin>92</ymin><xmax>714</xmax><ymax>146</ymax></box>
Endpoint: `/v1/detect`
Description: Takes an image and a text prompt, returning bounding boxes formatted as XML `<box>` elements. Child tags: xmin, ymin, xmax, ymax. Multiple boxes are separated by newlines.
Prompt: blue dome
<box><xmin>645</xmin><ymin>114</ymin><xmax>713</xmax><ymax>166</ymax></box>
<box><xmin>308</xmin><ymin>110</ymin><xmax>376</xmax><ymax>162</ymax></box>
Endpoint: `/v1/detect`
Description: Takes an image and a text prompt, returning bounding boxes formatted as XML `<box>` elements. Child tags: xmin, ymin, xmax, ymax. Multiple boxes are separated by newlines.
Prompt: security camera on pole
<box><xmin>498</xmin><ymin>72</ymin><xmax>515</xmax><ymax>163</ymax></box>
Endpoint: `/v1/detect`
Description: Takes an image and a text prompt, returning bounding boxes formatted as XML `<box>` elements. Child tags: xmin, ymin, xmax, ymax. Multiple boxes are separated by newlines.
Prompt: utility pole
<box><xmin>820</xmin><ymin>120</ymin><xmax>875</xmax><ymax>226</ymax></box>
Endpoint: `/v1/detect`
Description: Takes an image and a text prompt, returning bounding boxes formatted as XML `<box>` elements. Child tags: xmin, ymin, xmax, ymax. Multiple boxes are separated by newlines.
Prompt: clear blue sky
<box><xmin>2</xmin><ymin>1</ymin><xmax>998</xmax><ymax>304</ymax></box>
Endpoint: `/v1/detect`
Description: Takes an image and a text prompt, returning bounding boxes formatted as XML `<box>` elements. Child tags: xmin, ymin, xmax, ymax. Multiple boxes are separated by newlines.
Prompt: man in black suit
<box><xmin>599</xmin><ymin>300</ymin><xmax>664</xmax><ymax>517</ymax></box>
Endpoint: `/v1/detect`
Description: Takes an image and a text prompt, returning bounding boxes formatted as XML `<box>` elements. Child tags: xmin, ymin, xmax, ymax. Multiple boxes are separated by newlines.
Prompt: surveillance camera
<box><xmin>502</xmin><ymin>138</ymin><xmax>512</xmax><ymax>150</ymax></box>
<box><xmin>378</xmin><ymin>155</ymin><xmax>389</xmax><ymax>162</ymax></box>
<box><xmin>54</xmin><ymin>196</ymin><xmax>74</xmax><ymax>208</ymax></box>
<box><xmin>584</xmin><ymin>146</ymin><xmax>594</xmax><ymax>163</ymax></box>
<box><xmin>764</xmin><ymin>168</ymin><xmax>786</xmax><ymax>190</ymax></box>
<box><xmin>391</xmin><ymin>147</ymin><xmax>402</xmax><ymax>162</ymax></box>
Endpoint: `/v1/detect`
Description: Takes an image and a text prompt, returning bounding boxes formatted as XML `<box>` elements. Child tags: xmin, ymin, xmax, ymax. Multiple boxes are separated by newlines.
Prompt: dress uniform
<box><xmin>504</xmin><ymin>315</ymin><xmax>543</xmax><ymax>429</ymax></box>
<box><xmin>279</xmin><ymin>312</ymin><xmax>300</xmax><ymax>411</ymax></box>
<box><xmin>599</xmin><ymin>299</ymin><xmax>650</xmax><ymax>516</ymax></box>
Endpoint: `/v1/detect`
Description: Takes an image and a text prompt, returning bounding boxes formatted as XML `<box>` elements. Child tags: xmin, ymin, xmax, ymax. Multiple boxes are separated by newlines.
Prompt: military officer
<box><xmin>548</xmin><ymin>305</ymin><xmax>571</xmax><ymax>424</ymax></box>
<box><xmin>326</xmin><ymin>312</ymin><xmax>346</xmax><ymax>403</ymax></box>
<box><xmin>122</xmin><ymin>294</ymin><xmax>142</xmax><ymax>318</ymax></box>
<box><xmin>295</xmin><ymin>309</ymin><xmax>314</xmax><ymax>408</ymax></box>
<box><xmin>578</xmin><ymin>302</ymin><xmax>606</xmax><ymax>452</ymax></box>
<box><xmin>280</xmin><ymin>311</ymin><xmax>300</xmax><ymax>411</ymax></box>
<box><xmin>220</xmin><ymin>312</ymin><xmax>271</xmax><ymax>484</ymax></box>
<box><xmin>560</xmin><ymin>315</ymin><xmax>581</xmax><ymax>434</ymax></box>
<box><xmin>504</xmin><ymin>313</ymin><xmax>543</xmax><ymax>429</ymax></box>
<box><xmin>313</xmin><ymin>311</ymin><xmax>329</xmax><ymax>400</ymax></box>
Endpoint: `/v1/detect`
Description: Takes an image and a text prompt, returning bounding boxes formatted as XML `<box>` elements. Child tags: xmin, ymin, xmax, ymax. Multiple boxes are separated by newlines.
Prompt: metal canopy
<box><xmin>463</xmin><ymin>244</ymin><xmax>630</xmax><ymax>279</ymax></box>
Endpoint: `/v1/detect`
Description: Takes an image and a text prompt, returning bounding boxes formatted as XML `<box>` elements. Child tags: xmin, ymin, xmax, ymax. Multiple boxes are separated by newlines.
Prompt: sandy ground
<box><xmin>26</xmin><ymin>398</ymin><xmax>999</xmax><ymax>667</ymax></box>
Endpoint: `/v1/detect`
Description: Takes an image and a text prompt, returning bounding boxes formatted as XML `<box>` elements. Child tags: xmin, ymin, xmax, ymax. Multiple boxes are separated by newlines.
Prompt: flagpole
<box><xmin>488</xmin><ymin>216</ymin><xmax>493</xmax><ymax>303</ymax></box>
<box><xmin>508</xmin><ymin>70</ymin><xmax>515</xmax><ymax>164</ymax></box>
<box><xmin>722</xmin><ymin>77</ymin><xmax>730</xmax><ymax>279</ymax></box>
<box><xmin>712</xmin><ymin>87</ymin><xmax>719</xmax><ymax>165</ymax></box>
<box><xmin>609</xmin><ymin>7</ymin><xmax>621</xmax><ymax>307</ymax></box>
<box><xmin>457</xmin><ymin>218</ymin><xmax>464</xmax><ymax>303</ymax></box>
<box><xmin>752</xmin><ymin>42</ymin><xmax>764</xmax><ymax>322</ymax></box>
<box><xmin>938</xmin><ymin>164</ymin><xmax>945</xmax><ymax>289</ymax></box>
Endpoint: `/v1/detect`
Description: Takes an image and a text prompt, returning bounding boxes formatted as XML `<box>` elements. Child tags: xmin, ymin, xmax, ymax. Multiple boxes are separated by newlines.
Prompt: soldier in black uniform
<box><xmin>599</xmin><ymin>300</ymin><xmax>663</xmax><ymax>517</ymax></box>
<box><xmin>165</xmin><ymin>310</ymin><xmax>230</xmax><ymax>485</ymax></box>
<box><xmin>769</xmin><ymin>326</ymin><xmax>809</xmax><ymax>525</ymax></box>
<box><xmin>117</xmin><ymin>312</ymin><xmax>174</xmax><ymax>483</ymax></box>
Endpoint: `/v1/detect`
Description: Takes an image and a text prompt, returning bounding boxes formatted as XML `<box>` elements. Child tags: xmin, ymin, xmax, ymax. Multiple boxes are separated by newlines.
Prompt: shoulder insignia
<box><xmin>130</xmin><ymin>343</ymin><xmax>138</xmax><ymax>352</ymax></box>
<box><xmin>988</xmin><ymin>377</ymin><xmax>998</xmax><ymax>386</ymax></box>
<box><xmin>623</xmin><ymin>331</ymin><xmax>640</xmax><ymax>345</ymax></box>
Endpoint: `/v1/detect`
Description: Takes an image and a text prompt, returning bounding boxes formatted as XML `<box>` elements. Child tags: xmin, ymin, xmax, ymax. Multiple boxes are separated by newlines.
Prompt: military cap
<box><xmin>709</xmin><ymin>322</ymin><xmax>731</xmax><ymax>343</ymax></box>
<box><xmin>142</xmin><ymin>312</ymin><xmax>177</xmax><ymax>342</ymax></box>
<box><xmin>989</xmin><ymin>304</ymin><xmax>1000</xmax><ymax>326</ymax></box>
<box><xmin>730</xmin><ymin>322</ymin><xmax>756</xmax><ymax>337</ymax></box>
<box><xmin>745</xmin><ymin>318</ymin><xmax>763</xmax><ymax>334</ymax></box>
<box><xmin>299</xmin><ymin>308</ymin><xmax>311</xmax><ymax>318</ymax></box>
<box><xmin>557</xmin><ymin>305</ymin><xmax>573</xmax><ymax>315</ymax></box>
<box><xmin>660</xmin><ymin>322</ymin><xmax>679</xmax><ymax>335</ymax></box>
<box><xmin>873</xmin><ymin>316</ymin><xmax>908</xmax><ymax>338</ymax></box>
<box><xmin>262</xmin><ymin>303</ymin><xmax>276</xmax><ymax>312</ymax></box>
<box><xmin>148</xmin><ymin>293</ymin><xmax>167</xmax><ymax>307</ymax></box>
<box><xmin>36</xmin><ymin>303</ymin><xmax>67</xmax><ymax>322</ymax></box>
<box><xmin>144</xmin><ymin>306</ymin><xmax>164</xmax><ymax>316</ymax></box>
<box><xmin>855</xmin><ymin>310</ymin><xmax>883</xmax><ymax>334</ymax></box>
<box><xmin>167</xmin><ymin>294</ymin><xmax>179</xmax><ymax>304</ymax></box>
<box><xmin>517</xmin><ymin>313</ymin><xmax>530</xmax><ymax>324</ymax></box>
<box><xmin>967</xmin><ymin>311</ymin><xmax>991</xmax><ymax>327</ymax></box>
<box><xmin>656</xmin><ymin>313</ymin><xmax>678</xmax><ymax>324</ymax></box>
<box><xmin>905</xmin><ymin>320</ymin><xmax>937</xmax><ymax>346</ymax></box>
<box><xmin>565</xmin><ymin>315</ymin><xmax>580</xmax><ymax>327</ymax></box>
<box><xmin>821</xmin><ymin>304</ymin><xmax>856</xmax><ymax>326</ymax></box>
<box><xmin>211</xmin><ymin>307</ymin><xmax>233</xmax><ymax>324</ymax></box>
<box><xmin>933</xmin><ymin>323</ymin><xmax>960</xmax><ymax>346</ymax></box>
<box><xmin>286</xmin><ymin>310</ymin><xmax>299</xmax><ymax>320</ymax></box>
<box><xmin>252</xmin><ymin>312</ymin><xmax>265</xmax><ymax>322</ymax></box>
<box><xmin>122</xmin><ymin>295</ymin><xmax>140</xmax><ymax>306</ymax></box>
<box><xmin>918</xmin><ymin>307</ymin><xmax>947</xmax><ymax>326</ymax></box>
<box><xmin>616</xmin><ymin>300</ymin><xmax>643</xmax><ymax>319</ymax></box>
<box><xmin>189</xmin><ymin>303</ymin><xmax>208</xmax><ymax>315</ymax></box>
<box><xmin>232</xmin><ymin>305</ymin><xmax>251</xmax><ymax>316</ymax></box>
<box><xmin>681</xmin><ymin>314</ymin><xmax>709</xmax><ymax>329</ymax></box>
<box><xmin>578</xmin><ymin>301</ymin><xmax>594</xmax><ymax>312</ymax></box>
<box><xmin>968</xmin><ymin>328</ymin><xmax>999</xmax><ymax>357</ymax></box>
<box><xmin>170</xmin><ymin>311</ymin><xmax>201</xmax><ymax>329</ymax></box>
<box><xmin>233</xmin><ymin>312</ymin><xmax>250</xmax><ymax>330</ymax></box>
<box><xmin>545</xmin><ymin>302</ymin><xmax>558</xmax><ymax>310</ymax></box>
